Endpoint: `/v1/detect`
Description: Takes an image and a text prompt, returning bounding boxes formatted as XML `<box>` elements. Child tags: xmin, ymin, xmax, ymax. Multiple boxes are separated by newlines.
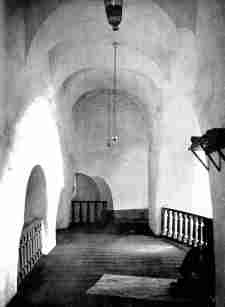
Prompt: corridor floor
<box><xmin>8</xmin><ymin>225</ymin><xmax>188</xmax><ymax>307</ymax></box>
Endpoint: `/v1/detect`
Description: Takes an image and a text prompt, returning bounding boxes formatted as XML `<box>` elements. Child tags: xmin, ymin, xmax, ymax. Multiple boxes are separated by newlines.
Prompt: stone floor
<box><xmin>8</xmin><ymin>224</ymin><xmax>189</xmax><ymax>307</ymax></box>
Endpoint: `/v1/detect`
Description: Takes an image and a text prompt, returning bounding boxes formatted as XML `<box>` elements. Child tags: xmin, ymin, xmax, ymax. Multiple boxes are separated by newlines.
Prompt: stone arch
<box><xmin>72</xmin><ymin>89</ymin><xmax>150</xmax><ymax>213</ymax></box>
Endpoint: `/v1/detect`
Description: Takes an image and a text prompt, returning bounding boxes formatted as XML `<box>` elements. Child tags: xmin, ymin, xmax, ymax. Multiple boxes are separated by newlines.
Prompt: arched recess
<box><xmin>23</xmin><ymin>165</ymin><xmax>47</xmax><ymax>227</ymax></box>
<box><xmin>17</xmin><ymin>165</ymin><xmax>47</xmax><ymax>287</ymax></box>
<box><xmin>71</xmin><ymin>172</ymin><xmax>108</xmax><ymax>225</ymax></box>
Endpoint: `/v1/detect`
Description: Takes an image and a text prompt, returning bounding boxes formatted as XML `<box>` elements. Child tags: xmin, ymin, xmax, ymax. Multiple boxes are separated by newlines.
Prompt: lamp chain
<box><xmin>107</xmin><ymin>41</ymin><xmax>119</xmax><ymax>147</ymax></box>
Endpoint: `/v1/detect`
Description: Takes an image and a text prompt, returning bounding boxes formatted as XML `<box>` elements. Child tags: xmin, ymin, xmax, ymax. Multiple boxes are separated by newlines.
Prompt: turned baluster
<box><xmin>81</xmin><ymin>202</ymin><xmax>87</xmax><ymax>223</ymax></box>
<box><xmin>178</xmin><ymin>212</ymin><xmax>184</xmax><ymax>241</ymax></box>
<box><xmin>18</xmin><ymin>274</ymin><xmax>21</xmax><ymax>287</ymax></box>
<box><xmin>173</xmin><ymin>211</ymin><xmax>178</xmax><ymax>240</ymax></box>
<box><xmin>97</xmin><ymin>202</ymin><xmax>103</xmax><ymax>222</ymax></box>
<box><xmin>30</xmin><ymin>229</ymin><xmax>34</xmax><ymax>266</ymax></box>
<box><xmin>39</xmin><ymin>224</ymin><xmax>41</xmax><ymax>255</ymax></box>
<box><xmin>199</xmin><ymin>217</ymin><xmax>205</xmax><ymax>247</ymax></box>
<box><xmin>162</xmin><ymin>209</ymin><xmax>168</xmax><ymax>236</ymax></box>
<box><xmin>36</xmin><ymin>224</ymin><xmax>40</xmax><ymax>259</ymax></box>
<box><xmin>28</xmin><ymin>231</ymin><xmax>32</xmax><ymax>273</ymax></box>
<box><xmin>34</xmin><ymin>227</ymin><xmax>37</xmax><ymax>262</ymax></box>
<box><xmin>37</xmin><ymin>226</ymin><xmax>41</xmax><ymax>258</ymax></box>
<box><xmin>24</xmin><ymin>233</ymin><xmax>29</xmax><ymax>275</ymax></box>
<box><xmin>94</xmin><ymin>202</ymin><xmax>98</xmax><ymax>222</ymax></box>
<box><xmin>33</xmin><ymin>226</ymin><xmax>36</xmax><ymax>263</ymax></box>
<box><xmin>188</xmin><ymin>215</ymin><xmax>194</xmax><ymax>246</ymax></box>
<box><xmin>168</xmin><ymin>210</ymin><xmax>173</xmax><ymax>238</ymax></box>
<box><xmin>22</xmin><ymin>240</ymin><xmax>26</xmax><ymax>275</ymax></box>
<box><xmin>22</xmin><ymin>234</ymin><xmax>26</xmax><ymax>275</ymax></box>
<box><xmin>74</xmin><ymin>203</ymin><xmax>80</xmax><ymax>223</ymax></box>
<box><xmin>89</xmin><ymin>202</ymin><xmax>95</xmax><ymax>223</ymax></box>
<box><xmin>72</xmin><ymin>203</ymin><xmax>75</xmax><ymax>223</ymax></box>
<box><xmin>193</xmin><ymin>216</ymin><xmax>199</xmax><ymax>247</ymax></box>
<box><xmin>183</xmin><ymin>214</ymin><xmax>189</xmax><ymax>244</ymax></box>
<box><xmin>18</xmin><ymin>244</ymin><xmax>22</xmax><ymax>284</ymax></box>
<box><xmin>204</xmin><ymin>220</ymin><xmax>209</xmax><ymax>247</ymax></box>
<box><xmin>88</xmin><ymin>201</ymin><xmax>92</xmax><ymax>223</ymax></box>
<box><xmin>39</xmin><ymin>223</ymin><xmax>42</xmax><ymax>257</ymax></box>
<box><xmin>29</xmin><ymin>230</ymin><xmax>33</xmax><ymax>269</ymax></box>
<box><xmin>20</xmin><ymin>241</ymin><xmax>24</xmax><ymax>271</ymax></box>
<box><xmin>79</xmin><ymin>202</ymin><xmax>82</xmax><ymax>223</ymax></box>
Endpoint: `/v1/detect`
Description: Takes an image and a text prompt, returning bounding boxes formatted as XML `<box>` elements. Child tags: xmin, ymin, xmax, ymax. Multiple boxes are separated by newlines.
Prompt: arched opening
<box><xmin>72</xmin><ymin>89</ymin><xmax>149</xmax><ymax>212</ymax></box>
<box><xmin>17</xmin><ymin>165</ymin><xmax>47</xmax><ymax>288</ymax></box>
<box><xmin>71</xmin><ymin>172</ymin><xmax>113</xmax><ymax>226</ymax></box>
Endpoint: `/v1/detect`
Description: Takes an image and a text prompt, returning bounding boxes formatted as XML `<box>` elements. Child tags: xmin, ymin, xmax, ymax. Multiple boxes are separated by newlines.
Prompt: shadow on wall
<box><xmin>92</xmin><ymin>176</ymin><xmax>113</xmax><ymax>210</ymax></box>
<box><xmin>23</xmin><ymin>165</ymin><xmax>47</xmax><ymax>227</ymax></box>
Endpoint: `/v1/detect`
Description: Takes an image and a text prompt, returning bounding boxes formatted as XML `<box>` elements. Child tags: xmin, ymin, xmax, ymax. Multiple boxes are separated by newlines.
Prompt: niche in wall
<box><xmin>18</xmin><ymin>165</ymin><xmax>47</xmax><ymax>287</ymax></box>
<box><xmin>24</xmin><ymin>165</ymin><xmax>47</xmax><ymax>226</ymax></box>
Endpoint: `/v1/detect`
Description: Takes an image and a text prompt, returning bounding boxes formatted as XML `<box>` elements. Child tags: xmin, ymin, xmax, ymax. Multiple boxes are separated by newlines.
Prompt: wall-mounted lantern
<box><xmin>189</xmin><ymin>128</ymin><xmax>225</xmax><ymax>171</ymax></box>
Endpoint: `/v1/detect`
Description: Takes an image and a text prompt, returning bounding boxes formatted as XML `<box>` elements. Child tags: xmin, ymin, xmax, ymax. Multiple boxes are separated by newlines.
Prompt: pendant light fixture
<box><xmin>104</xmin><ymin>0</ymin><xmax>123</xmax><ymax>31</ymax></box>
<box><xmin>104</xmin><ymin>0</ymin><xmax>123</xmax><ymax>147</ymax></box>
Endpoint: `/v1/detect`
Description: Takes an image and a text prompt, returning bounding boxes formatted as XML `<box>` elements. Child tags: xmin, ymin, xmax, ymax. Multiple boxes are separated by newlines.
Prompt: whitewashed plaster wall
<box><xmin>14</xmin><ymin>0</ymin><xmax>213</xmax><ymax>232</ymax></box>
<box><xmin>2</xmin><ymin>0</ymin><xmax>225</xmax><ymax>305</ymax></box>
<box><xmin>0</xmin><ymin>5</ymin><xmax>65</xmax><ymax>306</ymax></box>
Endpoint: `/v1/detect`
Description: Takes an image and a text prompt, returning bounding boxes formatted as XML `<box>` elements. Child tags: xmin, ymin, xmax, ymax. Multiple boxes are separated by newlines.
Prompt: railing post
<box><xmin>162</xmin><ymin>208</ymin><xmax>168</xmax><ymax>236</ymax></box>
<box><xmin>89</xmin><ymin>202</ymin><xmax>95</xmax><ymax>223</ymax></box>
<box><xmin>24</xmin><ymin>233</ymin><xmax>29</xmax><ymax>275</ymax></box>
<box><xmin>178</xmin><ymin>212</ymin><xmax>183</xmax><ymax>242</ymax></box>
<box><xmin>188</xmin><ymin>215</ymin><xmax>194</xmax><ymax>246</ymax></box>
<box><xmin>168</xmin><ymin>210</ymin><xmax>173</xmax><ymax>238</ymax></box>
<box><xmin>199</xmin><ymin>217</ymin><xmax>205</xmax><ymax>247</ymax></box>
<box><xmin>173</xmin><ymin>211</ymin><xmax>178</xmax><ymax>240</ymax></box>
<box><xmin>97</xmin><ymin>201</ymin><xmax>103</xmax><ymax>222</ymax></box>
<box><xmin>183</xmin><ymin>214</ymin><xmax>189</xmax><ymax>244</ymax></box>
<box><xmin>193</xmin><ymin>216</ymin><xmax>199</xmax><ymax>247</ymax></box>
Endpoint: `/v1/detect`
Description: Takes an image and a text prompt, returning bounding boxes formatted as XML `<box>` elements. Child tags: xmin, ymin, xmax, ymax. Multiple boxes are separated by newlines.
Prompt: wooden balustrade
<box><xmin>18</xmin><ymin>219</ymin><xmax>42</xmax><ymax>287</ymax></box>
<box><xmin>71</xmin><ymin>201</ymin><xmax>107</xmax><ymax>225</ymax></box>
<box><xmin>161</xmin><ymin>208</ymin><xmax>213</xmax><ymax>248</ymax></box>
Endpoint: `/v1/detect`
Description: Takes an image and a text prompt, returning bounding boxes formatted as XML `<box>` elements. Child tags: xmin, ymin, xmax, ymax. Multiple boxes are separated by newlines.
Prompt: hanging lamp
<box><xmin>104</xmin><ymin>0</ymin><xmax>123</xmax><ymax>31</ymax></box>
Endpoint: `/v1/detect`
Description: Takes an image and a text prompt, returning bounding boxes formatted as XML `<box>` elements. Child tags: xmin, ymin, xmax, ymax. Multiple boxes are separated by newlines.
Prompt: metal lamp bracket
<box><xmin>189</xmin><ymin>128</ymin><xmax>225</xmax><ymax>172</ymax></box>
